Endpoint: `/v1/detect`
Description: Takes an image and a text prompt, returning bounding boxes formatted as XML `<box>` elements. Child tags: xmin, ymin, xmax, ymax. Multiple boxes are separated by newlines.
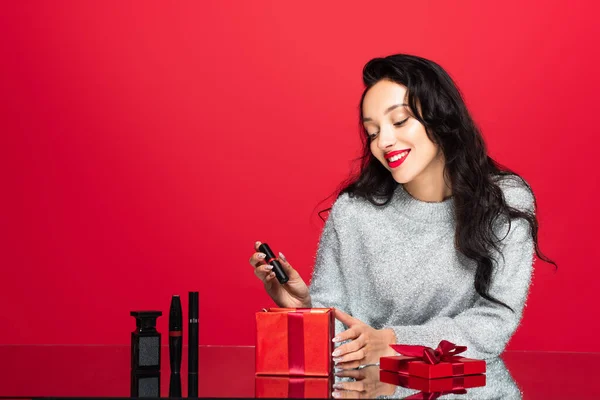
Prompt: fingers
<box><xmin>333</xmin><ymin>326</ymin><xmax>360</xmax><ymax>343</ymax></box>
<box><xmin>253</xmin><ymin>263</ymin><xmax>274</xmax><ymax>282</ymax></box>
<box><xmin>335</xmin><ymin>359</ymin><xmax>362</xmax><ymax>370</ymax></box>
<box><xmin>251</xmin><ymin>241</ymin><xmax>287</xmax><ymax>269</ymax></box>
<box><xmin>251</xmin><ymin>241</ymin><xmax>296</xmax><ymax>282</ymax></box>
<box><xmin>333</xmin><ymin>334</ymin><xmax>365</xmax><ymax>359</ymax></box>
<box><xmin>277</xmin><ymin>252</ymin><xmax>294</xmax><ymax>272</ymax></box>
<box><xmin>334</xmin><ymin>309</ymin><xmax>358</xmax><ymax>328</ymax></box>
<box><xmin>333</xmin><ymin>381</ymin><xmax>366</xmax><ymax>392</ymax></box>
<box><xmin>332</xmin><ymin>389</ymin><xmax>362</xmax><ymax>399</ymax></box>
<box><xmin>334</xmin><ymin>369</ymin><xmax>366</xmax><ymax>379</ymax></box>
<box><xmin>334</xmin><ymin>347</ymin><xmax>365</xmax><ymax>364</ymax></box>
<box><xmin>333</xmin><ymin>333</ymin><xmax>366</xmax><ymax>369</ymax></box>
<box><xmin>249</xmin><ymin>251</ymin><xmax>267</xmax><ymax>268</ymax></box>
<box><xmin>264</xmin><ymin>270</ymin><xmax>277</xmax><ymax>283</ymax></box>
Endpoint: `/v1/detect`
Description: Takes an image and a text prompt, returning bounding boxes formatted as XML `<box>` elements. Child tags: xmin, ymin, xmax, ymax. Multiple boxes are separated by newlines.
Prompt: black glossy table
<box><xmin>0</xmin><ymin>345</ymin><xmax>598</xmax><ymax>398</ymax></box>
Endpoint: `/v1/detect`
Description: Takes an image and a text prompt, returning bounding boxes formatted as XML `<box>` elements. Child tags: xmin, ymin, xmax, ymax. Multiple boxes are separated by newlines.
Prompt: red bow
<box><xmin>389</xmin><ymin>340</ymin><xmax>467</xmax><ymax>365</ymax></box>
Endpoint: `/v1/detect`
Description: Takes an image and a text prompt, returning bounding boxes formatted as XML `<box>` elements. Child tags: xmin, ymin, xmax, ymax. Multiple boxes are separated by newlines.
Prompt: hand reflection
<box><xmin>332</xmin><ymin>365</ymin><xmax>397</xmax><ymax>399</ymax></box>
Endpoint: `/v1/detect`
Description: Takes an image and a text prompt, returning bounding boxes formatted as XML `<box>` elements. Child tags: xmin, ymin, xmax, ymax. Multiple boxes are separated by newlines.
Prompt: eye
<box><xmin>367</xmin><ymin>117</ymin><xmax>409</xmax><ymax>141</ymax></box>
<box><xmin>394</xmin><ymin>117</ymin><xmax>409</xmax><ymax>127</ymax></box>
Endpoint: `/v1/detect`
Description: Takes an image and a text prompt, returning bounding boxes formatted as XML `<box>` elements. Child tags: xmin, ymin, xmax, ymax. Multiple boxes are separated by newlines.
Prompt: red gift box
<box><xmin>380</xmin><ymin>369</ymin><xmax>486</xmax><ymax>392</ymax></box>
<box><xmin>379</xmin><ymin>340</ymin><xmax>486</xmax><ymax>379</ymax></box>
<box><xmin>255</xmin><ymin>374</ymin><xmax>333</xmax><ymax>398</ymax></box>
<box><xmin>255</xmin><ymin>308</ymin><xmax>335</xmax><ymax>376</ymax></box>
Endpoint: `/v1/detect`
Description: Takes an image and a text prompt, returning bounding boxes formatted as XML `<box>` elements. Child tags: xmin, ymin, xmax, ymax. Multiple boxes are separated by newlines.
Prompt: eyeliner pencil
<box><xmin>188</xmin><ymin>291</ymin><xmax>199</xmax><ymax>397</ymax></box>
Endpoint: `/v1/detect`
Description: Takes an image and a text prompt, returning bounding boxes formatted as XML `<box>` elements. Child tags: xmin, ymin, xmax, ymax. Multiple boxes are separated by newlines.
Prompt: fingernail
<box><xmin>333</xmin><ymin>357</ymin><xmax>343</xmax><ymax>363</ymax></box>
<box><xmin>265</xmin><ymin>264</ymin><xmax>273</xmax><ymax>270</ymax></box>
<box><xmin>257</xmin><ymin>253</ymin><xmax>266</xmax><ymax>259</ymax></box>
<box><xmin>332</xmin><ymin>383</ymin><xmax>344</xmax><ymax>390</ymax></box>
<box><xmin>332</xmin><ymin>350</ymin><xmax>341</xmax><ymax>357</ymax></box>
<box><xmin>332</xmin><ymin>337</ymin><xmax>340</xmax><ymax>342</ymax></box>
<box><xmin>332</xmin><ymin>392</ymin><xmax>340</xmax><ymax>398</ymax></box>
<box><xmin>279</xmin><ymin>252</ymin><xmax>287</xmax><ymax>262</ymax></box>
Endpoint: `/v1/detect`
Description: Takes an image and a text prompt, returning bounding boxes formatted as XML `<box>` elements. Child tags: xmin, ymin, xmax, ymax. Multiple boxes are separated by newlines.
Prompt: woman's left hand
<box><xmin>332</xmin><ymin>309</ymin><xmax>398</xmax><ymax>370</ymax></box>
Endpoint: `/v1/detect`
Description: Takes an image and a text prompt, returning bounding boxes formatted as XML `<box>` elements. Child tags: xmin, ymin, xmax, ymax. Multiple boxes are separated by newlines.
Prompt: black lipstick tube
<box><xmin>258</xmin><ymin>243</ymin><xmax>289</xmax><ymax>284</ymax></box>
<box><xmin>169</xmin><ymin>295</ymin><xmax>182</xmax><ymax>397</ymax></box>
<box><xmin>188</xmin><ymin>291</ymin><xmax>199</xmax><ymax>397</ymax></box>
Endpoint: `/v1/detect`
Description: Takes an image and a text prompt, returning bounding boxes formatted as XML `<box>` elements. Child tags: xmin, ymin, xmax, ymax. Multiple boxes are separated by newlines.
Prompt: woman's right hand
<box><xmin>249</xmin><ymin>241</ymin><xmax>311</xmax><ymax>308</ymax></box>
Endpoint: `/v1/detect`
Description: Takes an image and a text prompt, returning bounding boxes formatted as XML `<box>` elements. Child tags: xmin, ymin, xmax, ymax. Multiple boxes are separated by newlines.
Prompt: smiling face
<box><xmin>362</xmin><ymin>79</ymin><xmax>447</xmax><ymax>192</ymax></box>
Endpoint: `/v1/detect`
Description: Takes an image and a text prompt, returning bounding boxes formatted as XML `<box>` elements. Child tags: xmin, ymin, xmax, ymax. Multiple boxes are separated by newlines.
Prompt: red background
<box><xmin>1</xmin><ymin>1</ymin><xmax>598</xmax><ymax>350</ymax></box>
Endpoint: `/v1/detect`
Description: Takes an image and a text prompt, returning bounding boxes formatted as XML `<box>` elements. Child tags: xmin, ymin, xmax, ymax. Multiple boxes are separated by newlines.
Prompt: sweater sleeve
<box><xmin>384</xmin><ymin>183</ymin><xmax>536</xmax><ymax>360</ymax></box>
<box><xmin>308</xmin><ymin>199</ymin><xmax>348</xmax><ymax>336</ymax></box>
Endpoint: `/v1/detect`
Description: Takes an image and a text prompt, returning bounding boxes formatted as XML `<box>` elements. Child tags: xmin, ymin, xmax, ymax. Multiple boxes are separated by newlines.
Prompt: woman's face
<box><xmin>362</xmin><ymin>79</ymin><xmax>444</xmax><ymax>186</ymax></box>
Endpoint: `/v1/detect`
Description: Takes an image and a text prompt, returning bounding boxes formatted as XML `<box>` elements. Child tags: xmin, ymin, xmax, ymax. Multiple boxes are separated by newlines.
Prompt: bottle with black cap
<box><xmin>130</xmin><ymin>310</ymin><xmax>162</xmax><ymax>397</ymax></box>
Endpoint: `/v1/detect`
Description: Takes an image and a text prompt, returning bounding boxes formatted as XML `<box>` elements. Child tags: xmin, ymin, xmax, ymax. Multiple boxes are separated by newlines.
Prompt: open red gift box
<box><xmin>379</xmin><ymin>340</ymin><xmax>486</xmax><ymax>379</ymax></box>
<box><xmin>380</xmin><ymin>369</ymin><xmax>486</xmax><ymax>392</ymax></box>
<box><xmin>255</xmin><ymin>308</ymin><xmax>335</xmax><ymax>376</ymax></box>
<box><xmin>255</xmin><ymin>375</ymin><xmax>333</xmax><ymax>398</ymax></box>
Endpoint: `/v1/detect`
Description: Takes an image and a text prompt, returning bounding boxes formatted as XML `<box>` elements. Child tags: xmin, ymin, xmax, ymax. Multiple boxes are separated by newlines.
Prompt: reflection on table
<box><xmin>0</xmin><ymin>345</ymin><xmax>598</xmax><ymax>399</ymax></box>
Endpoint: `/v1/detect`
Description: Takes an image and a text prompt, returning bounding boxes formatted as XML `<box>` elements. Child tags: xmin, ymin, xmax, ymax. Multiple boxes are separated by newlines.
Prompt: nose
<box><xmin>377</xmin><ymin>125</ymin><xmax>397</xmax><ymax>150</ymax></box>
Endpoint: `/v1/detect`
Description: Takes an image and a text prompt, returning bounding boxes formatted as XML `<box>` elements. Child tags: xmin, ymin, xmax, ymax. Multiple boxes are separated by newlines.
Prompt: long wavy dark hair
<box><xmin>318</xmin><ymin>54</ymin><xmax>556</xmax><ymax>311</ymax></box>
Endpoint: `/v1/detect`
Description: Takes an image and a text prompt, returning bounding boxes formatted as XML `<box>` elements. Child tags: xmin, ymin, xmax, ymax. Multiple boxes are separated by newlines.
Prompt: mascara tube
<box><xmin>188</xmin><ymin>291</ymin><xmax>199</xmax><ymax>397</ymax></box>
<box><xmin>168</xmin><ymin>295</ymin><xmax>182</xmax><ymax>397</ymax></box>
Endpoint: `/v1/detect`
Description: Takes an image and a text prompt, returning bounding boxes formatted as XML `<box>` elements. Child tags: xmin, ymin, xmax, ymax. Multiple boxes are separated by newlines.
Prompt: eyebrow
<box><xmin>362</xmin><ymin>103</ymin><xmax>408</xmax><ymax>123</ymax></box>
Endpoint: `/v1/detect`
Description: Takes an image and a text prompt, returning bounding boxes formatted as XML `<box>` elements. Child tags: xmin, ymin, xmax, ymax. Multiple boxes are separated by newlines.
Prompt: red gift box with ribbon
<box><xmin>255</xmin><ymin>374</ymin><xmax>333</xmax><ymax>398</ymax></box>
<box><xmin>379</xmin><ymin>340</ymin><xmax>486</xmax><ymax>379</ymax></box>
<box><xmin>380</xmin><ymin>369</ymin><xmax>486</xmax><ymax>392</ymax></box>
<box><xmin>255</xmin><ymin>308</ymin><xmax>335</xmax><ymax>376</ymax></box>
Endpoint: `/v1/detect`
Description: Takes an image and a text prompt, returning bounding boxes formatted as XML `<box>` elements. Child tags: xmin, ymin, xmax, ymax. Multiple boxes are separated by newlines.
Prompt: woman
<box><xmin>248</xmin><ymin>54</ymin><xmax>555</xmax><ymax>370</ymax></box>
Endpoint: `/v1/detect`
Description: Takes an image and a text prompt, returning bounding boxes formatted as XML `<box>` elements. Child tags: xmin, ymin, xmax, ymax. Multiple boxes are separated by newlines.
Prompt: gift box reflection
<box><xmin>380</xmin><ymin>370</ymin><xmax>486</xmax><ymax>392</ymax></box>
<box><xmin>255</xmin><ymin>308</ymin><xmax>335</xmax><ymax>377</ymax></box>
<box><xmin>255</xmin><ymin>375</ymin><xmax>333</xmax><ymax>398</ymax></box>
<box><xmin>380</xmin><ymin>340</ymin><xmax>486</xmax><ymax>379</ymax></box>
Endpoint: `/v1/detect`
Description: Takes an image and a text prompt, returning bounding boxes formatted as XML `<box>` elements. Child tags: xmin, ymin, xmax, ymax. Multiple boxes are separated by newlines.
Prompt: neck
<box><xmin>403</xmin><ymin>180</ymin><xmax>452</xmax><ymax>203</ymax></box>
<box><xmin>402</xmin><ymin>154</ymin><xmax>452</xmax><ymax>203</ymax></box>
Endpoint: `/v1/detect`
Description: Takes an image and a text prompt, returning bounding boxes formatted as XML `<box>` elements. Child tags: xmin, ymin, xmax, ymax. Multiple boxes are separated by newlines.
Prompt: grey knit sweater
<box><xmin>309</xmin><ymin>177</ymin><xmax>535</xmax><ymax>360</ymax></box>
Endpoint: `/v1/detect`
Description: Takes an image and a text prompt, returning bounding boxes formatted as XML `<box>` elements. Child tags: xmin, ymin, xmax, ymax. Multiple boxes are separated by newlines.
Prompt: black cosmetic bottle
<box><xmin>130</xmin><ymin>310</ymin><xmax>162</xmax><ymax>397</ymax></box>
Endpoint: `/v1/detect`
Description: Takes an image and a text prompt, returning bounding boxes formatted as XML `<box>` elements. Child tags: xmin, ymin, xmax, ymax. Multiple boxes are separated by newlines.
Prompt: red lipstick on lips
<box><xmin>384</xmin><ymin>149</ymin><xmax>411</xmax><ymax>168</ymax></box>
